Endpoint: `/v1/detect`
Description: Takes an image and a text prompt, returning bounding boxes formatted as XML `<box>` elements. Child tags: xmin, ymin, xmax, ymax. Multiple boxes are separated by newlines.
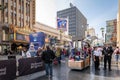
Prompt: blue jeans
<box><xmin>61</xmin><ymin>54</ymin><xmax>65</xmax><ymax>60</ymax></box>
<box><xmin>115</xmin><ymin>54</ymin><xmax>119</xmax><ymax>62</ymax></box>
<box><xmin>45</xmin><ymin>63</ymin><xmax>53</xmax><ymax>76</ymax></box>
<box><xmin>57</xmin><ymin>57</ymin><xmax>61</xmax><ymax>64</ymax></box>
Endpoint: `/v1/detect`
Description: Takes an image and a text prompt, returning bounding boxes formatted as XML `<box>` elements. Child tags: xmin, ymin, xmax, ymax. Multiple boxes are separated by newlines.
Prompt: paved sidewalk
<box><xmin>15</xmin><ymin>71</ymin><xmax>45</xmax><ymax>80</ymax></box>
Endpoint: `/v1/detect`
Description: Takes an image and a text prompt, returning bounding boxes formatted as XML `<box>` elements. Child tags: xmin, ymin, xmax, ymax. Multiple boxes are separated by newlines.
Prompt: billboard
<box><xmin>29</xmin><ymin>32</ymin><xmax>45</xmax><ymax>50</ymax></box>
<box><xmin>57</xmin><ymin>18</ymin><xmax>68</xmax><ymax>31</ymax></box>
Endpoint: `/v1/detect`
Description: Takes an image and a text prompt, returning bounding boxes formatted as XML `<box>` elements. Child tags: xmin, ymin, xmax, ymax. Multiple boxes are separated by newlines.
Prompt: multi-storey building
<box><xmin>105</xmin><ymin>19</ymin><xmax>117</xmax><ymax>46</ymax></box>
<box><xmin>117</xmin><ymin>0</ymin><xmax>120</xmax><ymax>47</ymax></box>
<box><xmin>57</xmin><ymin>5</ymin><xmax>87</xmax><ymax>47</ymax></box>
<box><xmin>33</xmin><ymin>22</ymin><xmax>72</xmax><ymax>46</ymax></box>
<box><xmin>0</xmin><ymin>0</ymin><xmax>35</xmax><ymax>28</ymax></box>
<box><xmin>0</xmin><ymin>0</ymin><xmax>35</xmax><ymax>54</ymax></box>
<box><xmin>85</xmin><ymin>28</ymin><xmax>96</xmax><ymax>38</ymax></box>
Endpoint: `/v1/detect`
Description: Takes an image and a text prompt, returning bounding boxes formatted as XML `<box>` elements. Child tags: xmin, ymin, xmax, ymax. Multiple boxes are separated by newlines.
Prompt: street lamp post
<box><xmin>60</xmin><ymin>29</ymin><xmax>63</xmax><ymax>45</ymax></box>
<box><xmin>100</xmin><ymin>27</ymin><xmax>105</xmax><ymax>44</ymax></box>
<box><xmin>100</xmin><ymin>27</ymin><xmax>105</xmax><ymax>38</ymax></box>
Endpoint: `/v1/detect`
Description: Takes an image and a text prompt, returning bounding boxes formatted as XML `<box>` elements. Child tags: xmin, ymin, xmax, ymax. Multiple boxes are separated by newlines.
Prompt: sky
<box><xmin>36</xmin><ymin>0</ymin><xmax>118</xmax><ymax>38</ymax></box>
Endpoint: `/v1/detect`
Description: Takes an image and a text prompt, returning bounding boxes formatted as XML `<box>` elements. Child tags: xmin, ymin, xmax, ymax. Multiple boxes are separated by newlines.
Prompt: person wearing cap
<box><xmin>28</xmin><ymin>44</ymin><xmax>36</xmax><ymax>57</ymax></box>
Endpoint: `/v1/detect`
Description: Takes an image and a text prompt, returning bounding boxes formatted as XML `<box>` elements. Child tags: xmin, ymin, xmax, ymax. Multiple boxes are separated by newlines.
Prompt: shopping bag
<box><xmin>53</xmin><ymin>59</ymin><xmax>58</xmax><ymax>65</ymax></box>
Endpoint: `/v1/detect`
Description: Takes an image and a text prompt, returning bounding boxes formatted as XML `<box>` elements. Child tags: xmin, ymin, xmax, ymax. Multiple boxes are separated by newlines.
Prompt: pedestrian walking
<box><xmin>55</xmin><ymin>47</ymin><xmax>61</xmax><ymax>64</ymax></box>
<box><xmin>41</xmin><ymin>46</ymin><xmax>56</xmax><ymax>77</ymax></box>
<box><xmin>102</xmin><ymin>45</ymin><xmax>113</xmax><ymax>71</ymax></box>
<box><xmin>113</xmin><ymin>47</ymin><xmax>120</xmax><ymax>64</ymax></box>
<box><xmin>93</xmin><ymin>47</ymin><xmax>101</xmax><ymax>70</ymax></box>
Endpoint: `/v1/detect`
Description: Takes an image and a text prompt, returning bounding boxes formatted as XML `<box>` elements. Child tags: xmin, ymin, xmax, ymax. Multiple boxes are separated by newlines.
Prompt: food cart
<box><xmin>68</xmin><ymin>57</ymin><xmax>90</xmax><ymax>70</ymax></box>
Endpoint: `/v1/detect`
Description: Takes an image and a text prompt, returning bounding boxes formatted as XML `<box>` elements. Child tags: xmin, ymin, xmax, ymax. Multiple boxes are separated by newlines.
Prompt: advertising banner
<box><xmin>0</xmin><ymin>59</ymin><xmax>16</xmax><ymax>80</ymax></box>
<box><xmin>18</xmin><ymin>57</ymin><xmax>45</xmax><ymax>76</ymax></box>
<box><xmin>57</xmin><ymin>18</ymin><xmax>68</xmax><ymax>31</ymax></box>
<box><xmin>29</xmin><ymin>32</ymin><xmax>45</xmax><ymax>50</ymax></box>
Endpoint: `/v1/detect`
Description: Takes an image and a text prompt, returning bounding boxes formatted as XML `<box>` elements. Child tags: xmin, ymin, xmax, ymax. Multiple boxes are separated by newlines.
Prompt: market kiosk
<box><xmin>68</xmin><ymin>57</ymin><xmax>90</xmax><ymax>70</ymax></box>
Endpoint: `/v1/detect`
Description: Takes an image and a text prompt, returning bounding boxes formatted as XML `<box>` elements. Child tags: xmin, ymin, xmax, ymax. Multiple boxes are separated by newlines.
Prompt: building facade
<box><xmin>85</xmin><ymin>28</ymin><xmax>96</xmax><ymax>38</ymax></box>
<box><xmin>57</xmin><ymin>6</ymin><xmax>87</xmax><ymax>41</ymax></box>
<box><xmin>33</xmin><ymin>22</ymin><xmax>72</xmax><ymax>47</ymax></box>
<box><xmin>0</xmin><ymin>0</ymin><xmax>35</xmax><ymax>54</ymax></box>
<box><xmin>117</xmin><ymin>0</ymin><xmax>120</xmax><ymax>47</ymax></box>
<box><xmin>0</xmin><ymin>0</ymin><xmax>35</xmax><ymax>28</ymax></box>
<box><xmin>105</xmin><ymin>19</ymin><xmax>117</xmax><ymax>46</ymax></box>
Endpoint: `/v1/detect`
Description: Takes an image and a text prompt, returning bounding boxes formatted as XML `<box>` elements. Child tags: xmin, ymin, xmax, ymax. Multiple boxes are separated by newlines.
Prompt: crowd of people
<box><xmin>4</xmin><ymin>42</ymin><xmax>120</xmax><ymax>76</ymax></box>
<box><xmin>69</xmin><ymin>45</ymin><xmax>91</xmax><ymax>61</ymax></box>
<box><xmin>21</xmin><ymin>44</ymin><xmax>70</xmax><ymax>78</ymax></box>
<box><xmin>93</xmin><ymin>44</ymin><xmax>120</xmax><ymax>71</ymax></box>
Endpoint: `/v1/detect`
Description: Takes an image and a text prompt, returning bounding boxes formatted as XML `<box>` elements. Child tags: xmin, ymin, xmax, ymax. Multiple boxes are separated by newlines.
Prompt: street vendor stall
<box><xmin>68</xmin><ymin>57</ymin><xmax>90</xmax><ymax>70</ymax></box>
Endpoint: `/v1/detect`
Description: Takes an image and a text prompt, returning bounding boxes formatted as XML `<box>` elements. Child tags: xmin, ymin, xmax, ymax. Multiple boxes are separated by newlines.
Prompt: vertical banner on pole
<box><xmin>57</xmin><ymin>18</ymin><xmax>68</xmax><ymax>31</ymax></box>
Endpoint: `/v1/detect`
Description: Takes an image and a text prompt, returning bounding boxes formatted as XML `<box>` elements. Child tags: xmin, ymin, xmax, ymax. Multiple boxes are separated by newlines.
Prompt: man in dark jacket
<box><xmin>41</xmin><ymin>46</ymin><xmax>56</xmax><ymax>77</ymax></box>
<box><xmin>102</xmin><ymin>45</ymin><xmax>113</xmax><ymax>71</ymax></box>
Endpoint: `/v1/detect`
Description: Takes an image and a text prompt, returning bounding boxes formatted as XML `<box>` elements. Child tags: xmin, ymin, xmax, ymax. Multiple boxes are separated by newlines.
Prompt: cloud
<box><xmin>36</xmin><ymin>0</ymin><xmax>56</xmax><ymax>27</ymax></box>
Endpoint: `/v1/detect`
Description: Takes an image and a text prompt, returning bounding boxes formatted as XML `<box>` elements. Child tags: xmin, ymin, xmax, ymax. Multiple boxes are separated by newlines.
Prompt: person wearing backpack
<box><xmin>41</xmin><ymin>46</ymin><xmax>56</xmax><ymax>78</ymax></box>
<box><xmin>114</xmin><ymin>47</ymin><xmax>120</xmax><ymax>64</ymax></box>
